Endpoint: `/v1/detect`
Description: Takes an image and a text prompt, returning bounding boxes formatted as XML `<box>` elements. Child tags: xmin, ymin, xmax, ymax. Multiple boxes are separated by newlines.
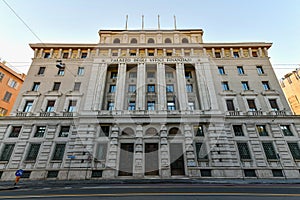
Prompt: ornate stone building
<box><xmin>0</xmin><ymin>28</ymin><xmax>300</xmax><ymax>180</ymax></box>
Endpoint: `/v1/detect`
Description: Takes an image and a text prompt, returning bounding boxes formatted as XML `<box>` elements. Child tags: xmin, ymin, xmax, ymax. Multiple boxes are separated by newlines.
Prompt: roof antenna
<box><xmin>125</xmin><ymin>15</ymin><xmax>128</xmax><ymax>30</ymax></box>
<box><xmin>174</xmin><ymin>15</ymin><xmax>177</xmax><ymax>30</ymax></box>
<box><xmin>142</xmin><ymin>15</ymin><xmax>144</xmax><ymax>30</ymax></box>
<box><xmin>158</xmin><ymin>15</ymin><xmax>160</xmax><ymax>30</ymax></box>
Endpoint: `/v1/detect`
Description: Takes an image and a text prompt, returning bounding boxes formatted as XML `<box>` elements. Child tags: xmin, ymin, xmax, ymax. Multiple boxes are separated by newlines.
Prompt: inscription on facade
<box><xmin>110</xmin><ymin>57</ymin><xmax>192</xmax><ymax>63</ymax></box>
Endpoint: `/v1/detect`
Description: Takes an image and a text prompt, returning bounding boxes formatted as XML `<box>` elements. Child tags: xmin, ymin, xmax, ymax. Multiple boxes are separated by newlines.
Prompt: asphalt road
<box><xmin>1</xmin><ymin>184</ymin><xmax>300</xmax><ymax>199</ymax></box>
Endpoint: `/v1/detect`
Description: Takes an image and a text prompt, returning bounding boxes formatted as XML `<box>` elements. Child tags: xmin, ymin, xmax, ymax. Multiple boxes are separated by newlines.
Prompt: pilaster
<box><xmin>157</xmin><ymin>63</ymin><xmax>167</xmax><ymax>110</ymax></box>
<box><xmin>115</xmin><ymin>63</ymin><xmax>126</xmax><ymax>110</ymax></box>
<box><xmin>136</xmin><ymin>62</ymin><xmax>146</xmax><ymax>110</ymax></box>
<box><xmin>176</xmin><ymin>63</ymin><xmax>188</xmax><ymax>110</ymax></box>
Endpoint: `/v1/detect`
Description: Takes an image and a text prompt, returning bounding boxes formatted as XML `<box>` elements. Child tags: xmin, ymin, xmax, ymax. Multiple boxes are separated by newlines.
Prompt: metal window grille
<box><xmin>52</xmin><ymin>144</ymin><xmax>66</xmax><ymax>160</ymax></box>
<box><xmin>288</xmin><ymin>143</ymin><xmax>300</xmax><ymax>160</ymax></box>
<box><xmin>26</xmin><ymin>144</ymin><xmax>41</xmax><ymax>161</ymax></box>
<box><xmin>34</xmin><ymin>126</ymin><xmax>46</xmax><ymax>137</ymax></box>
<box><xmin>262</xmin><ymin>142</ymin><xmax>277</xmax><ymax>160</ymax></box>
<box><xmin>237</xmin><ymin>142</ymin><xmax>251</xmax><ymax>160</ymax></box>
<box><xmin>0</xmin><ymin>144</ymin><xmax>15</xmax><ymax>161</ymax></box>
<box><xmin>233</xmin><ymin>125</ymin><xmax>244</xmax><ymax>136</ymax></box>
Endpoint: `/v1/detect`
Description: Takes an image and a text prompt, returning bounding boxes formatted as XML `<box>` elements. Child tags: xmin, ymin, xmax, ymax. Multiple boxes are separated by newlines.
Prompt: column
<box><xmin>160</xmin><ymin>124</ymin><xmax>170</xmax><ymax>177</ymax></box>
<box><xmin>248</xmin><ymin>48</ymin><xmax>252</xmax><ymax>57</ymax></box>
<box><xmin>39</xmin><ymin>48</ymin><xmax>44</xmax><ymax>58</ymax></box>
<box><xmin>77</xmin><ymin>49</ymin><xmax>81</xmax><ymax>58</ymax></box>
<box><xmin>264</xmin><ymin>47</ymin><xmax>269</xmax><ymax>57</ymax></box>
<box><xmin>87</xmin><ymin>49</ymin><xmax>91</xmax><ymax>58</ymax></box>
<box><xmin>176</xmin><ymin>63</ymin><xmax>188</xmax><ymax>110</ymax></box>
<box><xmin>68</xmin><ymin>48</ymin><xmax>72</xmax><ymax>59</ymax></box>
<box><xmin>115</xmin><ymin>63</ymin><xmax>127</xmax><ymax>110</ymax></box>
<box><xmin>258</xmin><ymin>47</ymin><xmax>263</xmax><ymax>57</ymax></box>
<box><xmin>50</xmin><ymin>48</ymin><xmax>54</xmax><ymax>58</ymax></box>
<box><xmin>203</xmin><ymin>48</ymin><xmax>207</xmax><ymax>56</ymax></box>
<box><xmin>221</xmin><ymin>48</ymin><xmax>225</xmax><ymax>58</ymax></box>
<box><xmin>239</xmin><ymin>48</ymin><xmax>244</xmax><ymax>57</ymax></box>
<box><xmin>34</xmin><ymin>48</ymin><xmax>38</xmax><ymax>58</ymax></box>
<box><xmin>195</xmin><ymin>62</ymin><xmax>210</xmax><ymax>110</ymax></box>
<box><xmin>134</xmin><ymin>125</ymin><xmax>143</xmax><ymax>177</ymax></box>
<box><xmin>136</xmin><ymin>62</ymin><xmax>146</xmax><ymax>110</ymax></box>
<box><xmin>96</xmin><ymin>48</ymin><xmax>100</xmax><ymax>57</ymax></box>
<box><xmin>212</xmin><ymin>48</ymin><xmax>215</xmax><ymax>58</ymax></box>
<box><xmin>58</xmin><ymin>48</ymin><xmax>62</xmax><ymax>59</ymax></box>
<box><xmin>230</xmin><ymin>48</ymin><xmax>234</xmax><ymax>58</ymax></box>
<box><xmin>157</xmin><ymin>63</ymin><xmax>167</xmax><ymax>110</ymax></box>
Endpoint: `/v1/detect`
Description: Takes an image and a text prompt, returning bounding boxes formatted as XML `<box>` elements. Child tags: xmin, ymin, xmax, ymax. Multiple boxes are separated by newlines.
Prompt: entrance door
<box><xmin>119</xmin><ymin>143</ymin><xmax>134</xmax><ymax>176</ymax></box>
<box><xmin>145</xmin><ymin>143</ymin><xmax>159</xmax><ymax>176</ymax></box>
<box><xmin>170</xmin><ymin>143</ymin><xmax>185</xmax><ymax>176</ymax></box>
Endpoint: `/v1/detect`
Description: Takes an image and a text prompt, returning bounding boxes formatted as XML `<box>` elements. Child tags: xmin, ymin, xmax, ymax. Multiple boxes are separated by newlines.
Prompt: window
<box><xmin>68</xmin><ymin>100</ymin><xmax>77</xmax><ymax>112</ymax></box>
<box><xmin>77</xmin><ymin>67</ymin><xmax>84</xmax><ymax>75</ymax></box>
<box><xmin>44</xmin><ymin>53</ymin><xmax>50</xmax><ymax>58</ymax></box>
<box><xmin>81</xmin><ymin>53</ymin><xmax>87</xmax><ymax>59</ymax></box>
<box><xmin>26</xmin><ymin>144</ymin><xmax>41</xmax><ymax>161</ymax></box>
<box><xmin>113</xmin><ymin>38</ymin><xmax>120</xmax><ymax>43</ymax></box>
<box><xmin>52</xmin><ymin>144</ymin><xmax>66</xmax><ymax>160</ymax></box>
<box><xmin>148</xmin><ymin>38</ymin><xmax>155</xmax><ymax>43</ymax></box>
<box><xmin>222</xmin><ymin>82</ymin><xmax>230</xmax><ymax>91</ymax></box>
<box><xmin>257</xmin><ymin>125</ymin><xmax>268</xmax><ymax>136</ymax></box>
<box><xmin>130</xmin><ymin>52</ymin><xmax>136</xmax><ymax>56</ymax></box>
<box><xmin>167</xmin><ymin>101</ymin><xmax>176</xmax><ymax>110</ymax></box>
<box><xmin>62</xmin><ymin>52</ymin><xmax>69</xmax><ymax>59</ymax></box>
<box><xmin>226</xmin><ymin>99</ymin><xmax>235</xmax><ymax>111</ymax></box>
<box><xmin>0</xmin><ymin>107</ymin><xmax>8</xmax><ymax>116</ymax></box>
<box><xmin>47</xmin><ymin>171</ymin><xmax>59</xmax><ymax>178</ymax></box>
<box><xmin>194</xmin><ymin>125</ymin><xmax>204</xmax><ymax>136</ymax></box>
<box><xmin>23</xmin><ymin>100</ymin><xmax>33</xmax><ymax>112</ymax></box>
<box><xmin>233</xmin><ymin>52</ymin><xmax>239</xmax><ymax>58</ymax></box>
<box><xmin>147</xmin><ymin>84</ymin><xmax>155</xmax><ymax>93</ymax></box>
<box><xmin>128</xmin><ymin>101</ymin><xmax>135</xmax><ymax>110</ymax></box>
<box><xmin>188</xmin><ymin>102</ymin><xmax>195</xmax><ymax>110</ymax></box>
<box><xmin>96</xmin><ymin>143</ymin><xmax>107</xmax><ymax>160</ymax></box>
<box><xmin>247</xmin><ymin>99</ymin><xmax>257</xmax><ymax>111</ymax></box>
<box><xmin>59</xmin><ymin>126</ymin><xmax>70</xmax><ymax>137</ymax></box>
<box><xmin>272</xmin><ymin>169</ymin><xmax>283</xmax><ymax>177</ymax></box>
<box><xmin>262</xmin><ymin>142</ymin><xmax>277</xmax><ymax>160</ymax></box>
<box><xmin>201</xmin><ymin>169</ymin><xmax>212</xmax><ymax>177</ymax></box>
<box><xmin>165</xmin><ymin>38</ymin><xmax>172</xmax><ymax>43</ymax></box>
<box><xmin>195</xmin><ymin>142</ymin><xmax>208</xmax><ymax>160</ymax></box>
<box><xmin>186</xmin><ymin>84</ymin><xmax>193</xmax><ymax>93</ymax></box>
<box><xmin>166</xmin><ymin>52</ymin><xmax>172</xmax><ymax>56</ymax></box>
<box><xmin>8</xmin><ymin>79</ymin><xmax>17</xmax><ymax>88</ymax></box>
<box><xmin>107</xmin><ymin>102</ymin><xmax>114</xmax><ymax>110</ymax></box>
<box><xmin>262</xmin><ymin>81</ymin><xmax>270</xmax><ymax>90</ymax></box>
<box><xmin>100</xmin><ymin>126</ymin><xmax>110</xmax><ymax>137</ymax></box>
<box><xmin>109</xmin><ymin>85</ymin><xmax>116</xmax><ymax>93</ymax></box>
<box><xmin>129</xmin><ymin>72</ymin><xmax>137</xmax><ymax>78</ymax></box>
<box><xmin>244</xmin><ymin>169</ymin><xmax>256</xmax><ymax>177</ymax></box>
<box><xmin>218</xmin><ymin>66</ymin><xmax>225</xmax><ymax>75</ymax></box>
<box><xmin>288</xmin><ymin>143</ymin><xmax>300</xmax><ymax>160</ymax></box>
<box><xmin>237</xmin><ymin>66</ymin><xmax>244</xmax><ymax>75</ymax></box>
<box><xmin>0</xmin><ymin>72</ymin><xmax>5</xmax><ymax>81</ymax></box>
<box><xmin>182</xmin><ymin>38</ymin><xmax>189</xmax><ymax>43</ymax></box>
<box><xmin>31</xmin><ymin>82</ymin><xmax>40</xmax><ymax>91</ymax></box>
<box><xmin>112</xmin><ymin>52</ymin><xmax>118</xmax><ymax>56</ymax></box>
<box><xmin>280</xmin><ymin>125</ymin><xmax>293</xmax><ymax>136</ymax></box>
<box><xmin>269</xmin><ymin>99</ymin><xmax>279</xmax><ymax>111</ymax></box>
<box><xmin>57</xmin><ymin>68</ymin><xmax>65</xmax><ymax>76</ymax></box>
<box><xmin>148</xmin><ymin>52</ymin><xmax>154</xmax><ymax>56</ymax></box>
<box><xmin>91</xmin><ymin>170</ymin><xmax>103</xmax><ymax>178</ymax></box>
<box><xmin>147</xmin><ymin>101</ymin><xmax>155</xmax><ymax>110</ymax></box>
<box><xmin>130</xmin><ymin>38</ymin><xmax>137</xmax><ymax>43</ymax></box>
<box><xmin>147</xmin><ymin>72</ymin><xmax>155</xmax><ymax>78</ymax></box>
<box><xmin>73</xmin><ymin>82</ymin><xmax>81</xmax><ymax>91</ymax></box>
<box><xmin>110</xmin><ymin>72</ymin><xmax>118</xmax><ymax>79</ymax></box>
<box><xmin>0</xmin><ymin>144</ymin><xmax>15</xmax><ymax>161</ymax></box>
<box><xmin>9</xmin><ymin>126</ymin><xmax>21</xmax><ymax>137</ymax></box>
<box><xmin>241</xmin><ymin>81</ymin><xmax>250</xmax><ymax>90</ymax></box>
<box><xmin>52</xmin><ymin>82</ymin><xmax>61</xmax><ymax>91</ymax></box>
<box><xmin>166</xmin><ymin>84</ymin><xmax>174</xmax><ymax>93</ymax></box>
<box><xmin>185</xmin><ymin>71</ymin><xmax>192</xmax><ymax>78</ymax></box>
<box><xmin>34</xmin><ymin>126</ymin><xmax>46</xmax><ymax>137</ymax></box>
<box><xmin>128</xmin><ymin>85</ymin><xmax>136</xmax><ymax>93</ymax></box>
<box><xmin>3</xmin><ymin>91</ymin><xmax>12</xmax><ymax>102</ymax></box>
<box><xmin>165</xmin><ymin>72</ymin><xmax>173</xmax><ymax>78</ymax></box>
<box><xmin>44</xmin><ymin>100</ymin><xmax>55</xmax><ymax>112</ymax></box>
<box><xmin>252</xmin><ymin>51</ymin><xmax>258</xmax><ymax>57</ymax></box>
<box><xmin>233</xmin><ymin>125</ymin><xmax>244</xmax><ymax>136</ymax></box>
<box><xmin>256</xmin><ymin>66</ymin><xmax>264</xmax><ymax>75</ymax></box>
<box><xmin>215</xmin><ymin>52</ymin><xmax>221</xmax><ymax>58</ymax></box>
<box><xmin>237</xmin><ymin>142</ymin><xmax>251</xmax><ymax>160</ymax></box>
<box><xmin>38</xmin><ymin>67</ymin><xmax>45</xmax><ymax>75</ymax></box>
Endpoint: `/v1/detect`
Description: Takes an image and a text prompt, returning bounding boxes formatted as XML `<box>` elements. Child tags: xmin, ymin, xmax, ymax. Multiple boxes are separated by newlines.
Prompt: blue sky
<box><xmin>0</xmin><ymin>0</ymin><xmax>299</xmax><ymax>78</ymax></box>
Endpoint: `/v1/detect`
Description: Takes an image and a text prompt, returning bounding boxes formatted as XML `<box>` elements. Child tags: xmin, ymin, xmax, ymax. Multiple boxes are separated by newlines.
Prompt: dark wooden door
<box><xmin>170</xmin><ymin>143</ymin><xmax>185</xmax><ymax>176</ymax></box>
<box><xmin>145</xmin><ymin>143</ymin><xmax>159</xmax><ymax>176</ymax></box>
<box><xmin>118</xmin><ymin>143</ymin><xmax>134</xmax><ymax>176</ymax></box>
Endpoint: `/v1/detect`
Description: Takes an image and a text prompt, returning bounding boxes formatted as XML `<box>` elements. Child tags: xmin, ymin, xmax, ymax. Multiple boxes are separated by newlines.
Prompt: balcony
<box><xmin>39</xmin><ymin>112</ymin><xmax>56</xmax><ymax>117</ymax></box>
<box><xmin>269</xmin><ymin>110</ymin><xmax>290</xmax><ymax>116</ymax></box>
<box><xmin>226</xmin><ymin>111</ymin><xmax>242</xmax><ymax>116</ymax></box>
<box><xmin>247</xmin><ymin>111</ymin><xmax>264</xmax><ymax>116</ymax></box>
<box><xmin>16</xmin><ymin>112</ymin><xmax>32</xmax><ymax>117</ymax></box>
<box><xmin>63</xmin><ymin>112</ymin><xmax>75</xmax><ymax>117</ymax></box>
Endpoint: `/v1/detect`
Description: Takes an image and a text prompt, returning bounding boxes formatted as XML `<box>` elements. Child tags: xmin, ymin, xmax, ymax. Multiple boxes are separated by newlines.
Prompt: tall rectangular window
<box><xmin>0</xmin><ymin>107</ymin><xmax>8</xmax><ymax>116</ymax></box>
<box><xmin>110</xmin><ymin>72</ymin><xmax>118</xmax><ymax>79</ymax></box>
<box><xmin>0</xmin><ymin>72</ymin><xmax>5</xmax><ymax>81</ymax></box>
<box><xmin>247</xmin><ymin>99</ymin><xmax>257</xmax><ymax>111</ymax></box>
<box><xmin>147</xmin><ymin>84</ymin><xmax>155</xmax><ymax>93</ymax></box>
<box><xmin>194</xmin><ymin>125</ymin><xmax>204</xmax><ymax>136</ymax></box>
<box><xmin>147</xmin><ymin>101</ymin><xmax>155</xmax><ymax>110</ymax></box>
<box><xmin>73</xmin><ymin>82</ymin><xmax>81</xmax><ymax>91</ymax></box>
<box><xmin>34</xmin><ymin>126</ymin><xmax>46</xmax><ymax>137</ymax></box>
<box><xmin>128</xmin><ymin>101</ymin><xmax>135</xmax><ymax>110</ymax></box>
<box><xmin>262</xmin><ymin>81</ymin><xmax>270</xmax><ymax>90</ymax></box>
<box><xmin>59</xmin><ymin>126</ymin><xmax>70</xmax><ymax>137</ymax></box>
<box><xmin>256</xmin><ymin>66</ymin><xmax>264</xmax><ymax>74</ymax></box>
<box><xmin>288</xmin><ymin>143</ymin><xmax>300</xmax><ymax>160</ymax></box>
<box><xmin>45</xmin><ymin>100</ymin><xmax>55</xmax><ymax>112</ymax></box>
<box><xmin>31</xmin><ymin>82</ymin><xmax>40</xmax><ymax>91</ymax></box>
<box><xmin>233</xmin><ymin>52</ymin><xmax>239</xmax><ymax>58</ymax></box>
<box><xmin>96</xmin><ymin>143</ymin><xmax>107</xmax><ymax>160</ymax></box>
<box><xmin>3</xmin><ymin>91</ymin><xmax>12</xmax><ymax>102</ymax></box>
<box><xmin>237</xmin><ymin>142</ymin><xmax>251</xmax><ymax>160</ymax></box>
<box><xmin>242</xmin><ymin>81</ymin><xmax>250</xmax><ymax>90</ymax></box>
<box><xmin>100</xmin><ymin>126</ymin><xmax>110</xmax><ymax>137</ymax></box>
<box><xmin>166</xmin><ymin>84</ymin><xmax>174</xmax><ymax>93</ymax></box>
<box><xmin>215</xmin><ymin>52</ymin><xmax>221</xmax><ymax>58</ymax></box>
<box><xmin>77</xmin><ymin>67</ymin><xmax>84</xmax><ymax>75</ymax></box>
<box><xmin>0</xmin><ymin>144</ymin><xmax>15</xmax><ymax>161</ymax></box>
<box><xmin>23</xmin><ymin>100</ymin><xmax>33</xmax><ymax>112</ymax></box>
<box><xmin>62</xmin><ymin>52</ymin><xmax>69</xmax><ymax>59</ymax></box>
<box><xmin>109</xmin><ymin>85</ymin><xmax>116</xmax><ymax>93</ymax></box>
<box><xmin>186</xmin><ymin>84</ymin><xmax>193</xmax><ymax>93</ymax></box>
<box><xmin>107</xmin><ymin>102</ymin><xmax>114</xmax><ymax>110</ymax></box>
<box><xmin>26</xmin><ymin>144</ymin><xmax>41</xmax><ymax>161</ymax></box>
<box><xmin>257</xmin><ymin>125</ymin><xmax>268</xmax><ymax>136</ymax></box>
<box><xmin>8</xmin><ymin>79</ymin><xmax>18</xmax><ymax>88</ymax></box>
<box><xmin>52</xmin><ymin>144</ymin><xmax>66</xmax><ymax>161</ymax></box>
<box><xmin>81</xmin><ymin>53</ymin><xmax>87</xmax><ymax>59</ymax></box>
<box><xmin>68</xmin><ymin>100</ymin><xmax>77</xmax><ymax>112</ymax></box>
<box><xmin>195</xmin><ymin>142</ymin><xmax>208</xmax><ymax>160</ymax></box>
<box><xmin>44</xmin><ymin>52</ymin><xmax>50</xmax><ymax>58</ymax></box>
<box><xmin>57</xmin><ymin>68</ymin><xmax>65</xmax><ymax>76</ymax></box>
<box><xmin>237</xmin><ymin>66</ymin><xmax>244</xmax><ymax>75</ymax></box>
<box><xmin>252</xmin><ymin>51</ymin><xmax>258</xmax><ymax>57</ymax></box>
<box><xmin>262</xmin><ymin>142</ymin><xmax>277</xmax><ymax>160</ymax></box>
<box><xmin>188</xmin><ymin>102</ymin><xmax>195</xmax><ymax>110</ymax></box>
<box><xmin>233</xmin><ymin>125</ymin><xmax>244</xmax><ymax>136</ymax></box>
<box><xmin>52</xmin><ymin>82</ymin><xmax>61</xmax><ymax>91</ymax></box>
<box><xmin>226</xmin><ymin>99</ymin><xmax>235</xmax><ymax>111</ymax></box>
<box><xmin>129</xmin><ymin>72</ymin><xmax>137</xmax><ymax>78</ymax></box>
<box><xmin>9</xmin><ymin>126</ymin><xmax>21</xmax><ymax>137</ymax></box>
<box><xmin>38</xmin><ymin>67</ymin><xmax>45</xmax><ymax>75</ymax></box>
<box><xmin>218</xmin><ymin>66</ymin><xmax>225</xmax><ymax>75</ymax></box>
<box><xmin>222</xmin><ymin>82</ymin><xmax>230</xmax><ymax>91</ymax></box>
<box><xmin>167</xmin><ymin>101</ymin><xmax>176</xmax><ymax>110</ymax></box>
<box><xmin>128</xmin><ymin>85</ymin><xmax>136</xmax><ymax>93</ymax></box>
<box><xmin>185</xmin><ymin>71</ymin><xmax>192</xmax><ymax>78</ymax></box>
<box><xmin>280</xmin><ymin>125</ymin><xmax>293</xmax><ymax>136</ymax></box>
<box><xmin>269</xmin><ymin>99</ymin><xmax>279</xmax><ymax>111</ymax></box>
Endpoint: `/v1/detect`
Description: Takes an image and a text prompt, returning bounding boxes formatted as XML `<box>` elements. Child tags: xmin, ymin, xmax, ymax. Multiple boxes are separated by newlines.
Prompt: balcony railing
<box><xmin>39</xmin><ymin>112</ymin><xmax>56</xmax><ymax>117</ymax></box>
<box><xmin>16</xmin><ymin>112</ymin><xmax>31</xmax><ymax>117</ymax></box>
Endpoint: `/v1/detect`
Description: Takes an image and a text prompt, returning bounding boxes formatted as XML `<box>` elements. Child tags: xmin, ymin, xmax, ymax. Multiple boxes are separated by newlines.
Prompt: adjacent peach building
<box><xmin>0</xmin><ymin>62</ymin><xmax>26</xmax><ymax>116</ymax></box>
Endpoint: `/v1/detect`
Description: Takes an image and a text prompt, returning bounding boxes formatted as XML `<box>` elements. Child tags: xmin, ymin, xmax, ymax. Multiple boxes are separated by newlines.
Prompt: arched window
<box><xmin>147</xmin><ymin>38</ymin><xmax>155</xmax><ymax>44</ymax></box>
<box><xmin>121</xmin><ymin>127</ymin><xmax>134</xmax><ymax>136</ymax></box>
<box><xmin>145</xmin><ymin>127</ymin><xmax>158</xmax><ymax>136</ymax></box>
<box><xmin>182</xmin><ymin>38</ymin><xmax>189</xmax><ymax>43</ymax></box>
<box><xmin>168</xmin><ymin>127</ymin><xmax>181</xmax><ymax>135</ymax></box>
<box><xmin>113</xmin><ymin>38</ymin><xmax>120</xmax><ymax>44</ymax></box>
<box><xmin>130</xmin><ymin>38</ymin><xmax>137</xmax><ymax>44</ymax></box>
<box><xmin>165</xmin><ymin>38</ymin><xmax>172</xmax><ymax>43</ymax></box>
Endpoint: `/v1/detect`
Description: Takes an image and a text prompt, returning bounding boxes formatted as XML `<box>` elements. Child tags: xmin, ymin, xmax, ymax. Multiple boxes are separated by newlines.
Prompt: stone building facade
<box><xmin>1</xmin><ymin>28</ymin><xmax>300</xmax><ymax>180</ymax></box>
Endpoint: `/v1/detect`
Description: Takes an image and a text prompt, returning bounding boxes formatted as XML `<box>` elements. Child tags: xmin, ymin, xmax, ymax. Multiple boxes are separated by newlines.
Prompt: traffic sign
<box><xmin>15</xmin><ymin>169</ymin><xmax>24</xmax><ymax>177</ymax></box>
<box><xmin>68</xmin><ymin>155</ymin><xmax>75</xmax><ymax>159</ymax></box>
